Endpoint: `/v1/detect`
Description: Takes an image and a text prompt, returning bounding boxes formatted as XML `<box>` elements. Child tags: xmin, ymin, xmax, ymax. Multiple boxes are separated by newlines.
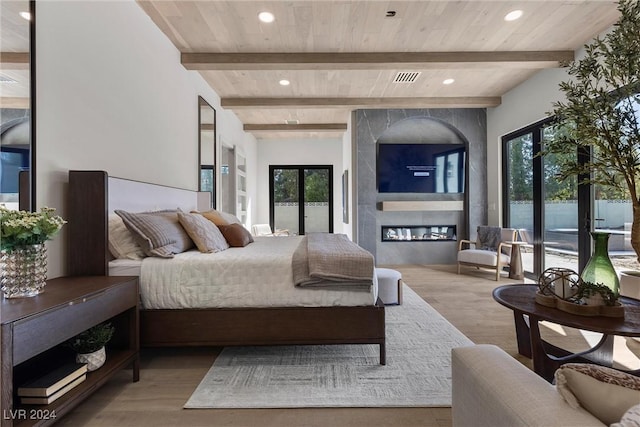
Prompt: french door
<box><xmin>269</xmin><ymin>165</ymin><xmax>333</xmax><ymax>235</ymax></box>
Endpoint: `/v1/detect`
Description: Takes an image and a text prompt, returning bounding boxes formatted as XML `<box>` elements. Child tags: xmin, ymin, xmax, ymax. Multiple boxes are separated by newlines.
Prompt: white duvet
<box><xmin>131</xmin><ymin>236</ymin><xmax>377</xmax><ymax>309</ymax></box>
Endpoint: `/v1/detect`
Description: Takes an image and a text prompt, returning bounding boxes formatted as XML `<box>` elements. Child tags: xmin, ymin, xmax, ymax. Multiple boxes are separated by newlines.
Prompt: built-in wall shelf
<box><xmin>380</xmin><ymin>201</ymin><xmax>464</xmax><ymax>212</ymax></box>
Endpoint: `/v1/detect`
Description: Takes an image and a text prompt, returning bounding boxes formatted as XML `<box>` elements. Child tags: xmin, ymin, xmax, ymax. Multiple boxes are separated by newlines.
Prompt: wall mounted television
<box><xmin>377</xmin><ymin>143</ymin><xmax>466</xmax><ymax>193</ymax></box>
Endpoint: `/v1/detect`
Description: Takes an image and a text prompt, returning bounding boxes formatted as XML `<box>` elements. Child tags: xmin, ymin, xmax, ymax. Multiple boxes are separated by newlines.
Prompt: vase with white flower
<box><xmin>0</xmin><ymin>206</ymin><xmax>66</xmax><ymax>298</ymax></box>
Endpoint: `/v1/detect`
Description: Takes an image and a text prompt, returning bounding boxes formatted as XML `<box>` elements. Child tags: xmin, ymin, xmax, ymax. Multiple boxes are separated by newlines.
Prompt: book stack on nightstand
<box><xmin>18</xmin><ymin>363</ymin><xmax>88</xmax><ymax>405</ymax></box>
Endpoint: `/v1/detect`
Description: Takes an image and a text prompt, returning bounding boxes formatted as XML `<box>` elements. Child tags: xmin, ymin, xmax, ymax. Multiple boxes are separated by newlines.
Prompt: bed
<box><xmin>67</xmin><ymin>170</ymin><xmax>386</xmax><ymax>364</ymax></box>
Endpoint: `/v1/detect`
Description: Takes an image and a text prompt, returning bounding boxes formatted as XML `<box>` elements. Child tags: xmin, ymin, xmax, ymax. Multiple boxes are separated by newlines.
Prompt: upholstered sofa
<box><xmin>451</xmin><ymin>345</ymin><xmax>606</xmax><ymax>427</ymax></box>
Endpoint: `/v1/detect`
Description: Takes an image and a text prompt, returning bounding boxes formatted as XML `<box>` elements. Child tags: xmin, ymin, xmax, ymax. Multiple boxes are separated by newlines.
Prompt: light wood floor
<box><xmin>57</xmin><ymin>265</ymin><xmax>640</xmax><ymax>427</ymax></box>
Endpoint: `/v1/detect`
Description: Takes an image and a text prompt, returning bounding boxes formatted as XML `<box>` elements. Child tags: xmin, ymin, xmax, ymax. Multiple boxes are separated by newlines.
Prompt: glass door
<box><xmin>504</xmin><ymin>132</ymin><xmax>534</xmax><ymax>275</ymax></box>
<box><xmin>270</xmin><ymin>165</ymin><xmax>333</xmax><ymax>235</ymax></box>
<box><xmin>542</xmin><ymin>126</ymin><xmax>579</xmax><ymax>273</ymax></box>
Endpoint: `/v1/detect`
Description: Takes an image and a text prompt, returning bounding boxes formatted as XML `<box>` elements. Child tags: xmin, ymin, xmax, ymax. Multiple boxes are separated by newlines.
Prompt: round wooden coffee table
<box><xmin>493</xmin><ymin>284</ymin><xmax>640</xmax><ymax>382</ymax></box>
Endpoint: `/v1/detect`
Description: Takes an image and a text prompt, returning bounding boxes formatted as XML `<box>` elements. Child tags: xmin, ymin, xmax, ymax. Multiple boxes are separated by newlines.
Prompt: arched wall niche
<box><xmin>353</xmin><ymin>109</ymin><xmax>487</xmax><ymax>265</ymax></box>
<box><xmin>377</xmin><ymin>116</ymin><xmax>469</xmax><ymax>146</ymax></box>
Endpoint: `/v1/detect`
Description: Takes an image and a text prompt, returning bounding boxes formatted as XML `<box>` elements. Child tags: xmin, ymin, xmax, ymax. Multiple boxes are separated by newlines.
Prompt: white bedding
<box><xmin>110</xmin><ymin>236</ymin><xmax>377</xmax><ymax>309</ymax></box>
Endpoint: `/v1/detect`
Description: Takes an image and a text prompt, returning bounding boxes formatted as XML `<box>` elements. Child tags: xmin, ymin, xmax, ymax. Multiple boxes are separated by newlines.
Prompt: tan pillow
<box><xmin>199</xmin><ymin>209</ymin><xmax>229</xmax><ymax>226</ymax></box>
<box><xmin>108</xmin><ymin>214</ymin><xmax>145</xmax><ymax>260</ymax></box>
<box><xmin>218</xmin><ymin>223</ymin><xmax>254</xmax><ymax>247</ymax></box>
<box><xmin>115</xmin><ymin>209</ymin><xmax>194</xmax><ymax>258</ymax></box>
<box><xmin>555</xmin><ymin>363</ymin><xmax>640</xmax><ymax>425</ymax></box>
<box><xmin>177</xmin><ymin>212</ymin><xmax>229</xmax><ymax>253</ymax></box>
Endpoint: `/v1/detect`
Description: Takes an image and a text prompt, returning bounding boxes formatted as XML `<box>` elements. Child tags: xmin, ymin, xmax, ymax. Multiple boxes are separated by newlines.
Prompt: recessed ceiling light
<box><xmin>258</xmin><ymin>12</ymin><xmax>275</xmax><ymax>23</ymax></box>
<box><xmin>279</xmin><ymin>79</ymin><xmax>290</xmax><ymax>86</ymax></box>
<box><xmin>443</xmin><ymin>78</ymin><xmax>455</xmax><ymax>85</ymax></box>
<box><xmin>504</xmin><ymin>10</ymin><xmax>523</xmax><ymax>21</ymax></box>
<box><xmin>19</xmin><ymin>11</ymin><xmax>31</xmax><ymax>21</ymax></box>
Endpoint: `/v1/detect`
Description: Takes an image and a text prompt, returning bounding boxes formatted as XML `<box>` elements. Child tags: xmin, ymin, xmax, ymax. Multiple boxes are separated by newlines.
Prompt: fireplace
<box><xmin>381</xmin><ymin>225</ymin><xmax>457</xmax><ymax>242</ymax></box>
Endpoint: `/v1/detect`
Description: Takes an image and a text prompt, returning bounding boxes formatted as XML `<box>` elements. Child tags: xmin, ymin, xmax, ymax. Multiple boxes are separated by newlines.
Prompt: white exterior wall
<box><xmin>36</xmin><ymin>0</ymin><xmax>256</xmax><ymax>278</ymax></box>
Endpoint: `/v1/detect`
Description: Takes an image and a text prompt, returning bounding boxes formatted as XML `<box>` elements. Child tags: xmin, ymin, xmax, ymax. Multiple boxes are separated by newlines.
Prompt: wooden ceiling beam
<box><xmin>182</xmin><ymin>51</ymin><xmax>573</xmax><ymax>70</ymax></box>
<box><xmin>243</xmin><ymin>123</ymin><xmax>347</xmax><ymax>131</ymax></box>
<box><xmin>0</xmin><ymin>52</ymin><xmax>29</xmax><ymax>70</ymax></box>
<box><xmin>223</xmin><ymin>97</ymin><xmax>501</xmax><ymax>109</ymax></box>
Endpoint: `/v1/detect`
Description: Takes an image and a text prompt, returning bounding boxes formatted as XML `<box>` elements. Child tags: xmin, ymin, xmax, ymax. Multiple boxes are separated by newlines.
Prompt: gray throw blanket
<box><xmin>477</xmin><ymin>226</ymin><xmax>502</xmax><ymax>251</ymax></box>
<box><xmin>292</xmin><ymin>233</ymin><xmax>375</xmax><ymax>292</ymax></box>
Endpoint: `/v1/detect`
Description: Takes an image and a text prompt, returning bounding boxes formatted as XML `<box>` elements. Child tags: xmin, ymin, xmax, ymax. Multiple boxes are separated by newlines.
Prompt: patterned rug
<box><xmin>184</xmin><ymin>284</ymin><xmax>473</xmax><ymax>408</ymax></box>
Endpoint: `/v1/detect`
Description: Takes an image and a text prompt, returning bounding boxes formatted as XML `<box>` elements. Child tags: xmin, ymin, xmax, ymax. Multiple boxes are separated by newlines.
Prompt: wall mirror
<box><xmin>198</xmin><ymin>96</ymin><xmax>216</xmax><ymax>208</ymax></box>
<box><xmin>0</xmin><ymin>0</ymin><xmax>34</xmax><ymax>211</ymax></box>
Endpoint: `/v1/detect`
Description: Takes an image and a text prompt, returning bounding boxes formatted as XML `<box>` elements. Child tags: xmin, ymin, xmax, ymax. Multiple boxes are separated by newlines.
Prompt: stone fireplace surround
<box><xmin>353</xmin><ymin>109</ymin><xmax>487</xmax><ymax>265</ymax></box>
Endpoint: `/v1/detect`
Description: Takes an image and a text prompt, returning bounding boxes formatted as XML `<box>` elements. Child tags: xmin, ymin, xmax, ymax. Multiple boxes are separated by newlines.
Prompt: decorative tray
<box><xmin>535</xmin><ymin>291</ymin><xmax>624</xmax><ymax>318</ymax></box>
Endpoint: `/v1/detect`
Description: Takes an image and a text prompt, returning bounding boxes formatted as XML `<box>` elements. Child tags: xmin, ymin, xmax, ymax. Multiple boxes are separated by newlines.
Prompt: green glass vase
<box><xmin>580</xmin><ymin>232</ymin><xmax>619</xmax><ymax>297</ymax></box>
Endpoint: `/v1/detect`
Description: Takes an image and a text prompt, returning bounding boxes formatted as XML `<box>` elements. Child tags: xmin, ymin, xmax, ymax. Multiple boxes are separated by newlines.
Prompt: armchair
<box><xmin>251</xmin><ymin>224</ymin><xmax>290</xmax><ymax>237</ymax></box>
<box><xmin>457</xmin><ymin>226</ymin><xmax>517</xmax><ymax>281</ymax></box>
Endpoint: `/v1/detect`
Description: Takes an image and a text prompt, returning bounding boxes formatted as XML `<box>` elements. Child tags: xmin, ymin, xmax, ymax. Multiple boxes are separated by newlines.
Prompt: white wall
<box><xmin>486</xmin><ymin>68</ymin><xmax>567</xmax><ymax>226</ymax></box>
<box><xmin>255</xmin><ymin>138</ymin><xmax>343</xmax><ymax>232</ymax></box>
<box><xmin>36</xmin><ymin>0</ymin><xmax>256</xmax><ymax>278</ymax></box>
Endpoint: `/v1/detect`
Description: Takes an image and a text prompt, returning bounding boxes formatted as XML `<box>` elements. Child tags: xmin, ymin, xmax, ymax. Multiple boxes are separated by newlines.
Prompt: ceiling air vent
<box><xmin>393</xmin><ymin>71</ymin><xmax>421</xmax><ymax>83</ymax></box>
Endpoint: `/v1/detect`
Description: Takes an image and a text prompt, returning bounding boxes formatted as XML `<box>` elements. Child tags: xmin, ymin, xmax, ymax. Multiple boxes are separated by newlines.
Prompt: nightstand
<box><xmin>1</xmin><ymin>276</ymin><xmax>139</xmax><ymax>427</ymax></box>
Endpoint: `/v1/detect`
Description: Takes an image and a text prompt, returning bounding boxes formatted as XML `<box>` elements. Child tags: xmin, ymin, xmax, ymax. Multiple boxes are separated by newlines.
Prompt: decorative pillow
<box><xmin>115</xmin><ymin>209</ymin><xmax>194</xmax><ymax>258</ymax></box>
<box><xmin>198</xmin><ymin>209</ymin><xmax>242</xmax><ymax>227</ymax></box>
<box><xmin>198</xmin><ymin>209</ymin><xmax>229</xmax><ymax>226</ymax></box>
<box><xmin>554</xmin><ymin>363</ymin><xmax>640</xmax><ymax>425</ymax></box>
<box><xmin>177</xmin><ymin>212</ymin><xmax>229</xmax><ymax>253</ymax></box>
<box><xmin>218</xmin><ymin>223</ymin><xmax>254</xmax><ymax>247</ymax></box>
<box><xmin>219</xmin><ymin>211</ymin><xmax>242</xmax><ymax>225</ymax></box>
<box><xmin>108</xmin><ymin>214</ymin><xmax>145</xmax><ymax>260</ymax></box>
<box><xmin>611</xmin><ymin>403</ymin><xmax>640</xmax><ymax>427</ymax></box>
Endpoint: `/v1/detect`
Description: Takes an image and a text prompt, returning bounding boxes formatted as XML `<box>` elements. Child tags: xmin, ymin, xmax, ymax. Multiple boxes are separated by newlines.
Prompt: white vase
<box><xmin>76</xmin><ymin>347</ymin><xmax>106</xmax><ymax>371</ymax></box>
<box><xmin>619</xmin><ymin>270</ymin><xmax>640</xmax><ymax>300</ymax></box>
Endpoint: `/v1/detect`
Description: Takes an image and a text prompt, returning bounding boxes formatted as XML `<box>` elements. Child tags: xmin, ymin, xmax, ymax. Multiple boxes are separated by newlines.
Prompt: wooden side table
<box><xmin>506</xmin><ymin>241</ymin><xmax>527</xmax><ymax>280</ymax></box>
<box><xmin>1</xmin><ymin>276</ymin><xmax>139</xmax><ymax>427</ymax></box>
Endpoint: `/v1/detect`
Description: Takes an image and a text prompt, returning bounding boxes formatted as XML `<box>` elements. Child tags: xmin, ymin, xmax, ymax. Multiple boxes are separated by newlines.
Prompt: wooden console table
<box><xmin>1</xmin><ymin>276</ymin><xmax>139</xmax><ymax>426</ymax></box>
<box><xmin>493</xmin><ymin>284</ymin><xmax>640</xmax><ymax>382</ymax></box>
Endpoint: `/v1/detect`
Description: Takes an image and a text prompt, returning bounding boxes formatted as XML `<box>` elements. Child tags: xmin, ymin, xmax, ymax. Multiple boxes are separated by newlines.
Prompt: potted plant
<box><xmin>571</xmin><ymin>281</ymin><xmax>618</xmax><ymax>306</ymax></box>
<box><xmin>66</xmin><ymin>322</ymin><xmax>115</xmax><ymax>371</ymax></box>
<box><xmin>0</xmin><ymin>206</ymin><xmax>66</xmax><ymax>298</ymax></box>
<box><xmin>541</xmin><ymin>0</ymin><xmax>640</xmax><ymax>296</ymax></box>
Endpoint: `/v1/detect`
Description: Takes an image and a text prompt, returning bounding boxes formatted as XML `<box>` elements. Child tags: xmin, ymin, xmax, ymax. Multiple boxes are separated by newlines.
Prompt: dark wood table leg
<box><xmin>585</xmin><ymin>335</ymin><xmax>615</xmax><ymax>367</ymax></box>
<box><xmin>528</xmin><ymin>316</ymin><xmax>560</xmax><ymax>382</ymax></box>
<box><xmin>513</xmin><ymin>311</ymin><xmax>532</xmax><ymax>358</ymax></box>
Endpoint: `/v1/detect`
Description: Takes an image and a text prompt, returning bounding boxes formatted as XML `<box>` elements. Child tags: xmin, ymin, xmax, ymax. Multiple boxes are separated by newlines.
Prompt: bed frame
<box><xmin>67</xmin><ymin>170</ymin><xmax>386</xmax><ymax>364</ymax></box>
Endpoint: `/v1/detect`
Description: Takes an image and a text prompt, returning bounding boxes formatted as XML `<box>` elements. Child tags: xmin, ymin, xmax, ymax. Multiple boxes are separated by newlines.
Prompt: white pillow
<box><xmin>108</xmin><ymin>214</ymin><xmax>145</xmax><ymax>260</ymax></box>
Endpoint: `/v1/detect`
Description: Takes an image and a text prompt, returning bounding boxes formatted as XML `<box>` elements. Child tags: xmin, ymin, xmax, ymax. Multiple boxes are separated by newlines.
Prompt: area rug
<box><xmin>184</xmin><ymin>284</ymin><xmax>473</xmax><ymax>408</ymax></box>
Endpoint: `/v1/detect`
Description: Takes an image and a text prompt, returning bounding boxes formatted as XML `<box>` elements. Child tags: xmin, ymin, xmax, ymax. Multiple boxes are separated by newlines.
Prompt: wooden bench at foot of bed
<box><xmin>68</xmin><ymin>170</ymin><xmax>386</xmax><ymax>365</ymax></box>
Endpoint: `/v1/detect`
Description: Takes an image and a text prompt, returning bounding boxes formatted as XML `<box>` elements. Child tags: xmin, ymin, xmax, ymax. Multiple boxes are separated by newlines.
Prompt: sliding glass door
<box><xmin>503</xmin><ymin>119</ymin><xmax>584</xmax><ymax>278</ymax></box>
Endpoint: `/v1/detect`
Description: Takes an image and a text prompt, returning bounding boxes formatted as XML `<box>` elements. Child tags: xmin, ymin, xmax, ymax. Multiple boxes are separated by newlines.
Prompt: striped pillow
<box><xmin>115</xmin><ymin>209</ymin><xmax>194</xmax><ymax>258</ymax></box>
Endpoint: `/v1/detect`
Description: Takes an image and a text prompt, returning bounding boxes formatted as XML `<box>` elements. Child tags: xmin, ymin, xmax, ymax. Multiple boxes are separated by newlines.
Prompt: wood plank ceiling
<box><xmin>136</xmin><ymin>0</ymin><xmax>620</xmax><ymax>140</ymax></box>
<box><xmin>1</xmin><ymin>1</ymin><xmax>622</xmax><ymax>139</ymax></box>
